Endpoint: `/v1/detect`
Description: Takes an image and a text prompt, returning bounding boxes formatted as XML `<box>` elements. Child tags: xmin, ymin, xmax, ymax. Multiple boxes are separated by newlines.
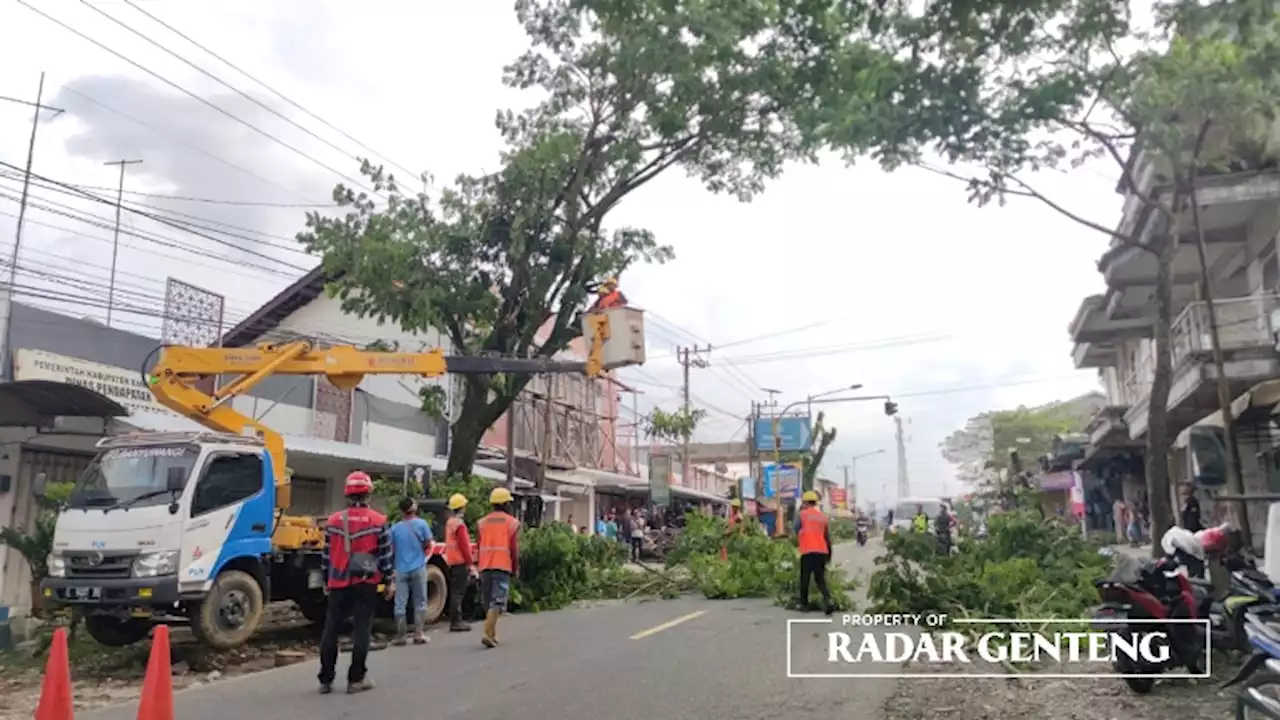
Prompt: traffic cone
<box><xmin>136</xmin><ymin>625</ymin><xmax>174</xmax><ymax>720</ymax></box>
<box><xmin>35</xmin><ymin>627</ymin><xmax>74</xmax><ymax>720</ymax></box>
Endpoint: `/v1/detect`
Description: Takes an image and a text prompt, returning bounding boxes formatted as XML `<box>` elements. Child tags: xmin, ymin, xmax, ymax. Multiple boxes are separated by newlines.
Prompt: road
<box><xmin>85</xmin><ymin>540</ymin><xmax>904</xmax><ymax>720</ymax></box>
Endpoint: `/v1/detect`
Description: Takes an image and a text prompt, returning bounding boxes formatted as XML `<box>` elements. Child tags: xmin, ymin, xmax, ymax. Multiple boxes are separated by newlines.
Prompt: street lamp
<box><xmin>845</xmin><ymin>448</ymin><xmax>885</xmax><ymax>510</ymax></box>
<box><xmin>768</xmin><ymin>383</ymin><xmax>863</xmax><ymax>536</ymax></box>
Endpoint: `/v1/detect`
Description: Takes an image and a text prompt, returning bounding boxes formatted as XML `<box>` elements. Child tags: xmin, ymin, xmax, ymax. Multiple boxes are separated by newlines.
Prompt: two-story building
<box><xmin>1069</xmin><ymin>148</ymin><xmax>1280</xmax><ymax>535</ymax></box>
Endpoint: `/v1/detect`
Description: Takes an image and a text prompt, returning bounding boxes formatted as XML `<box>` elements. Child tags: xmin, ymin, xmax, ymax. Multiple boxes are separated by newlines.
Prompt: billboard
<box><xmin>829</xmin><ymin>487</ymin><xmax>848</xmax><ymax>510</ymax></box>
<box><xmin>753</xmin><ymin>416</ymin><xmax>812</xmax><ymax>452</ymax></box>
<box><xmin>649</xmin><ymin>454</ymin><xmax>672</xmax><ymax>506</ymax></box>
<box><xmin>763</xmin><ymin>462</ymin><xmax>803</xmax><ymax>499</ymax></box>
<box><xmin>739</xmin><ymin>475</ymin><xmax>756</xmax><ymax>500</ymax></box>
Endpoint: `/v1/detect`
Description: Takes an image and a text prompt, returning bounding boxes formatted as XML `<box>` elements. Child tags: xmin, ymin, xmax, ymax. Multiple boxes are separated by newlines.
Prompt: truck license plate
<box><xmin>307</xmin><ymin>570</ymin><xmax>323</xmax><ymax>590</ymax></box>
<box><xmin>67</xmin><ymin>586</ymin><xmax>102</xmax><ymax>602</ymax></box>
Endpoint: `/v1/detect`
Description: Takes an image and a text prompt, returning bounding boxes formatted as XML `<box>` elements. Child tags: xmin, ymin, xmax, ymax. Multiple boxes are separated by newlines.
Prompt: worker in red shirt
<box><xmin>590</xmin><ymin>277</ymin><xmax>627</xmax><ymax>311</ymax></box>
<box><xmin>318</xmin><ymin>471</ymin><xmax>393</xmax><ymax>694</ymax></box>
<box><xmin>477</xmin><ymin>487</ymin><xmax>521</xmax><ymax>648</ymax></box>
<box><xmin>795</xmin><ymin>490</ymin><xmax>834</xmax><ymax>615</ymax></box>
<box><xmin>443</xmin><ymin>493</ymin><xmax>476</xmax><ymax>632</ymax></box>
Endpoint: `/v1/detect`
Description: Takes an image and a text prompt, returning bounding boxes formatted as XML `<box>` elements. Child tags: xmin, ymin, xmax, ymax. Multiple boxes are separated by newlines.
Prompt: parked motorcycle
<box><xmin>1093</xmin><ymin>555</ymin><xmax>1206</xmax><ymax>694</ymax></box>
<box><xmin>1222</xmin><ymin>605</ymin><xmax>1280</xmax><ymax>689</ymax></box>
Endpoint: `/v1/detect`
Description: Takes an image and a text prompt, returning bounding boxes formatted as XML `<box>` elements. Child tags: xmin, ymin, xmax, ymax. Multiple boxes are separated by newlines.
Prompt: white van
<box><xmin>888</xmin><ymin>497</ymin><xmax>946</xmax><ymax>535</ymax></box>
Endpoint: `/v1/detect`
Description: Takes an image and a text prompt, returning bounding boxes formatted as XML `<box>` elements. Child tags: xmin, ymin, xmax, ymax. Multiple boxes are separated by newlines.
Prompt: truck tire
<box><xmin>190</xmin><ymin>569</ymin><xmax>265</xmax><ymax>650</ymax></box>
<box><xmin>297</xmin><ymin>599</ymin><xmax>327</xmax><ymax>625</ymax></box>
<box><xmin>425</xmin><ymin>563</ymin><xmax>448</xmax><ymax>624</ymax></box>
<box><xmin>83</xmin><ymin>615</ymin><xmax>152</xmax><ymax>647</ymax></box>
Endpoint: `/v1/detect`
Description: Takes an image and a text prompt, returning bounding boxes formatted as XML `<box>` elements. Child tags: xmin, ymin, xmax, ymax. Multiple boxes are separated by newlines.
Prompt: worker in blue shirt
<box><xmin>389</xmin><ymin>497</ymin><xmax>434</xmax><ymax>646</ymax></box>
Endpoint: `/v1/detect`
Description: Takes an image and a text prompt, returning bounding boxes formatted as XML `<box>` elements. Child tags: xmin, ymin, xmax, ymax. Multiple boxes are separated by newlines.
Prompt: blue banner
<box><xmin>754</xmin><ymin>416</ymin><xmax>812</xmax><ymax>452</ymax></box>
<box><xmin>763</xmin><ymin>462</ymin><xmax>802</xmax><ymax>499</ymax></box>
<box><xmin>739</xmin><ymin>475</ymin><xmax>756</xmax><ymax>500</ymax></box>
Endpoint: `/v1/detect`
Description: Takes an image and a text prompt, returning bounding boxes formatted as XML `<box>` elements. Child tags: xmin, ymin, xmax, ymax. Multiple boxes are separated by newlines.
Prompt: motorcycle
<box><xmin>1092</xmin><ymin>554</ymin><xmax>1207</xmax><ymax>694</ymax></box>
<box><xmin>1222</xmin><ymin>606</ymin><xmax>1280</xmax><ymax>690</ymax></box>
<box><xmin>1162</xmin><ymin>525</ymin><xmax>1279</xmax><ymax>653</ymax></box>
<box><xmin>855</xmin><ymin>522</ymin><xmax>868</xmax><ymax>546</ymax></box>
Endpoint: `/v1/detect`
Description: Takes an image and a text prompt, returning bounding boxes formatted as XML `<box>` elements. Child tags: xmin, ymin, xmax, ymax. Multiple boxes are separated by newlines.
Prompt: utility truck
<box><xmin>39</xmin><ymin>306</ymin><xmax>645</xmax><ymax>649</ymax></box>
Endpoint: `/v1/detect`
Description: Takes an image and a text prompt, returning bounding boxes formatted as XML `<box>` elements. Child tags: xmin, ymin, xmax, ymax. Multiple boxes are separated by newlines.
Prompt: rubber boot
<box><xmin>392</xmin><ymin>617</ymin><xmax>407</xmax><ymax>646</ymax></box>
<box><xmin>481</xmin><ymin>610</ymin><xmax>500</xmax><ymax>648</ymax></box>
<box><xmin>412</xmin><ymin>610</ymin><xmax>428</xmax><ymax>645</ymax></box>
<box><xmin>450</xmin><ymin>617</ymin><xmax>472</xmax><ymax>632</ymax></box>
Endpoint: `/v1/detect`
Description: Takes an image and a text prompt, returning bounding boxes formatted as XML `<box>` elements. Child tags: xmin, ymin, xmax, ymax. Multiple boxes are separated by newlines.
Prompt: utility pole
<box><xmin>895</xmin><ymin>415</ymin><xmax>910</xmax><ymax>499</ymax></box>
<box><xmin>841</xmin><ymin>464</ymin><xmax>850</xmax><ymax>513</ymax></box>
<box><xmin>0</xmin><ymin>73</ymin><xmax>64</xmax><ymax>380</ymax></box>
<box><xmin>103</xmin><ymin>158</ymin><xmax>143</xmax><ymax>327</ymax></box>
<box><xmin>676</xmin><ymin>344</ymin><xmax>712</xmax><ymax>485</ymax></box>
<box><xmin>748</xmin><ymin>401</ymin><xmax>759</xmax><ymax>506</ymax></box>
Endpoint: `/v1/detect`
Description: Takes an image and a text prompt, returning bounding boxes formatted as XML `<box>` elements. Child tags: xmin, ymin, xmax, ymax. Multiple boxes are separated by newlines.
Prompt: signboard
<box><xmin>14</xmin><ymin>349</ymin><xmax>172</xmax><ymax>417</ymax></box>
<box><xmin>829</xmin><ymin>487</ymin><xmax>848</xmax><ymax>510</ymax></box>
<box><xmin>649</xmin><ymin>454</ymin><xmax>672</xmax><ymax>506</ymax></box>
<box><xmin>753</xmin><ymin>416</ymin><xmax>812</xmax><ymax>453</ymax></box>
<box><xmin>764</xmin><ymin>462</ymin><xmax>802</xmax><ymax>500</ymax></box>
<box><xmin>739</xmin><ymin>475</ymin><xmax>756</xmax><ymax>500</ymax></box>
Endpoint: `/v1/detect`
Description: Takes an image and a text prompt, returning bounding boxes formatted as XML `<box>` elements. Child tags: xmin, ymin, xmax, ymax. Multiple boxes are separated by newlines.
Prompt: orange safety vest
<box><xmin>595</xmin><ymin>290</ymin><xmax>624</xmax><ymax>310</ymax></box>
<box><xmin>324</xmin><ymin>506</ymin><xmax>387</xmax><ymax>589</ymax></box>
<box><xmin>797</xmin><ymin>507</ymin><xmax>830</xmax><ymax>556</ymax></box>
<box><xmin>476</xmin><ymin>512</ymin><xmax>520</xmax><ymax>572</ymax></box>
<box><xmin>444</xmin><ymin>516</ymin><xmax>467</xmax><ymax>566</ymax></box>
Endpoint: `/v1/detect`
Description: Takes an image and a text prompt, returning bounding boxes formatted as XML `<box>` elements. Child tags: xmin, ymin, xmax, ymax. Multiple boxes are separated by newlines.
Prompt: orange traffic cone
<box><xmin>35</xmin><ymin>627</ymin><xmax>74</xmax><ymax>720</ymax></box>
<box><xmin>136</xmin><ymin>625</ymin><xmax>174</xmax><ymax>720</ymax></box>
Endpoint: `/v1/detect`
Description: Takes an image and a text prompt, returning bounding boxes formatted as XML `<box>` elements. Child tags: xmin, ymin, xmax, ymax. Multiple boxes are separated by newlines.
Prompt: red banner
<box><xmin>829</xmin><ymin>488</ymin><xmax>848</xmax><ymax>509</ymax></box>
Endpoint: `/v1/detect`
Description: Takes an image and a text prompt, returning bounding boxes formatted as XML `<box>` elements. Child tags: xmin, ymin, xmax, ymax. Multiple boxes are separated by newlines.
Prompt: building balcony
<box><xmin>1069</xmin><ymin>294</ymin><xmax>1152</xmax><ymax>369</ymax></box>
<box><xmin>1122</xmin><ymin>293</ymin><xmax>1280</xmax><ymax>439</ymax></box>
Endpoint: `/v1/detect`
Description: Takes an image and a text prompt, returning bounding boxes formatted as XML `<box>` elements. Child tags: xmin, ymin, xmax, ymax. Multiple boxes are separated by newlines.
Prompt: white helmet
<box><xmin>1160</xmin><ymin>526</ymin><xmax>1205</xmax><ymax>560</ymax></box>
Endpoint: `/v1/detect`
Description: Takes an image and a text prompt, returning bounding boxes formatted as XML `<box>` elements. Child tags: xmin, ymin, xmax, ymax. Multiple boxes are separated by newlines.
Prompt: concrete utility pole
<box><xmin>0</xmin><ymin>73</ymin><xmax>64</xmax><ymax>380</ymax></box>
<box><xmin>540</xmin><ymin>375</ymin><xmax>555</xmax><ymax>489</ymax></box>
<box><xmin>103</xmin><ymin>158</ymin><xmax>143</xmax><ymax>327</ymax></box>
<box><xmin>895</xmin><ymin>415</ymin><xmax>910</xmax><ymax>499</ymax></box>
<box><xmin>748</xmin><ymin>401</ymin><xmax>759</xmax><ymax>503</ymax></box>
<box><xmin>676</xmin><ymin>344</ymin><xmax>711</xmax><ymax>485</ymax></box>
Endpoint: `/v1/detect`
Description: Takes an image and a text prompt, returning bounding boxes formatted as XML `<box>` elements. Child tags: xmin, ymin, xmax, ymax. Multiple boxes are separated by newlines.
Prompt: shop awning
<box><xmin>670</xmin><ymin>485</ymin><xmax>729</xmax><ymax>504</ymax></box>
<box><xmin>1174</xmin><ymin>379</ymin><xmax>1280</xmax><ymax>448</ymax></box>
<box><xmin>114</xmin><ymin>411</ymin><xmax>523</xmax><ymax>486</ymax></box>
<box><xmin>576</xmin><ymin>467</ymin><xmax>647</xmax><ymax>491</ymax></box>
<box><xmin>0</xmin><ymin>380</ymin><xmax>128</xmax><ymax>426</ymax></box>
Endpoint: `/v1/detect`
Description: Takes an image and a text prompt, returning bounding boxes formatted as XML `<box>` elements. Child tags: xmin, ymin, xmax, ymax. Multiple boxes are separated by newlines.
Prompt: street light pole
<box><xmin>845</xmin><ymin>449</ymin><xmax>885</xmax><ymax>512</ymax></box>
<box><xmin>770</xmin><ymin>383</ymin><xmax>861</xmax><ymax>536</ymax></box>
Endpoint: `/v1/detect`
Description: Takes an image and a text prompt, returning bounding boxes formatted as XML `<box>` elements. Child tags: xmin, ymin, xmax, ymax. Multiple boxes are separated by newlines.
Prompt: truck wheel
<box><xmin>425</xmin><ymin>563</ymin><xmax>448</xmax><ymax>624</ymax></box>
<box><xmin>191</xmin><ymin>570</ymin><xmax>264</xmax><ymax>650</ymax></box>
<box><xmin>297</xmin><ymin>599</ymin><xmax>327</xmax><ymax>625</ymax></box>
<box><xmin>83</xmin><ymin>615</ymin><xmax>152</xmax><ymax>647</ymax></box>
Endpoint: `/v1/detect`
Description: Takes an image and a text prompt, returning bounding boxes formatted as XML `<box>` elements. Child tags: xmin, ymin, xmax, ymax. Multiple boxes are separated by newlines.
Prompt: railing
<box><xmin>1170</xmin><ymin>294</ymin><xmax>1280</xmax><ymax>367</ymax></box>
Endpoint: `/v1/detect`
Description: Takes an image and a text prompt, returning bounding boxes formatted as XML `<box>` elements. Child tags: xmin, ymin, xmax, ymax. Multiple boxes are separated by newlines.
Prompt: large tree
<box><xmin>828</xmin><ymin>0</ymin><xmax>1280</xmax><ymax>552</ymax></box>
<box><xmin>299</xmin><ymin>0</ymin><xmax>1135</xmax><ymax>477</ymax></box>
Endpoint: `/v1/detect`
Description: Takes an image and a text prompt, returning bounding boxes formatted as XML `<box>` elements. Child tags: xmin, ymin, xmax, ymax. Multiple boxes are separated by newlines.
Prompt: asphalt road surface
<box><xmin>85</xmin><ymin>540</ymin><xmax>906</xmax><ymax>720</ymax></box>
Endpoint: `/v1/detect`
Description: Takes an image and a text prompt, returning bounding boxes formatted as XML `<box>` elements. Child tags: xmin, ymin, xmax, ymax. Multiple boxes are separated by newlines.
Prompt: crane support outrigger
<box><xmin>39</xmin><ymin>305</ymin><xmax>645</xmax><ymax>650</ymax></box>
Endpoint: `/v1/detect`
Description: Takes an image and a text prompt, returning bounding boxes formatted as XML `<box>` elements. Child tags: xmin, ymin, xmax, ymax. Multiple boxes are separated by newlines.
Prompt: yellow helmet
<box><xmin>802</xmin><ymin>490</ymin><xmax>820</xmax><ymax>503</ymax></box>
<box><xmin>489</xmin><ymin>487</ymin><xmax>514</xmax><ymax>505</ymax></box>
<box><xmin>730</xmin><ymin>498</ymin><xmax>742</xmax><ymax>508</ymax></box>
<box><xmin>447</xmin><ymin>493</ymin><xmax>468</xmax><ymax>510</ymax></box>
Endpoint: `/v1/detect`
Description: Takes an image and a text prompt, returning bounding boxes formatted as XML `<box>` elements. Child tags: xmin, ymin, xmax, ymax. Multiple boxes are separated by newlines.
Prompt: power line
<box><xmin>64</xmin><ymin>183</ymin><xmax>337</xmax><ymax>208</ymax></box>
<box><xmin>15</xmin><ymin>1</ymin><xmax>378</xmax><ymax>196</ymax></box>
<box><xmin>119</xmin><ymin>0</ymin><xmax>422</xmax><ymax>183</ymax></box>
<box><xmin>81</xmin><ymin>0</ymin><xmax>418</xmax><ymax>187</ymax></box>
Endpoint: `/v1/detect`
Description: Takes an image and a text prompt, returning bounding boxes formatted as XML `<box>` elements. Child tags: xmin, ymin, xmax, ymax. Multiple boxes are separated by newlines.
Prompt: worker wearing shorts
<box><xmin>476</xmin><ymin>487</ymin><xmax>520</xmax><ymax>648</ymax></box>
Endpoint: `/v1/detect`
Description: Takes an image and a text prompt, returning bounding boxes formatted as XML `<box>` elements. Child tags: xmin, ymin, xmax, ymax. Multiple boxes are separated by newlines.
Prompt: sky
<box><xmin>0</xmin><ymin>0</ymin><xmax>1122</xmax><ymax>508</ymax></box>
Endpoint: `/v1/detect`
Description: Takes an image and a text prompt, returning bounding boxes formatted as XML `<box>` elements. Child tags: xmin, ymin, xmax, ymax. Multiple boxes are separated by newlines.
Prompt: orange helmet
<box><xmin>344</xmin><ymin>471</ymin><xmax>374</xmax><ymax>496</ymax></box>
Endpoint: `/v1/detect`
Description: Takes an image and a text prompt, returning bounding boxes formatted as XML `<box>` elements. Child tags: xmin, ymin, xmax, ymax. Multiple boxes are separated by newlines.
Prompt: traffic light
<box><xmin>883</xmin><ymin>400</ymin><xmax>898</xmax><ymax>416</ymax></box>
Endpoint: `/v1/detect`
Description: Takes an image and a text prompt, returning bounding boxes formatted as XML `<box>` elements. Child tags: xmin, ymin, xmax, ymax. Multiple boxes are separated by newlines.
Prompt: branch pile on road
<box><xmin>511</xmin><ymin>524</ymin><xmax>681</xmax><ymax>611</ymax></box>
<box><xmin>666</xmin><ymin>513</ymin><xmax>857</xmax><ymax>610</ymax></box>
<box><xmin>866</xmin><ymin>493</ymin><xmax>1112</xmax><ymax>632</ymax></box>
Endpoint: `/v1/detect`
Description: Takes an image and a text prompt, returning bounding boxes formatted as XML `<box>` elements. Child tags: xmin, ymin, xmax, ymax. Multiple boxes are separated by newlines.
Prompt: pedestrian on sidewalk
<box><xmin>477</xmin><ymin>487</ymin><xmax>521</xmax><ymax>648</ymax></box>
<box><xmin>318</xmin><ymin>471</ymin><xmax>393</xmax><ymax>695</ymax></box>
<box><xmin>389</xmin><ymin>496</ymin><xmax>433</xmax><ymax>646</ymax></box>
<box><xmin>444</xmin><ymin>493</ymin><xmax>476</xmax><ymax>632</ymax></box>
<box><xmin>1180</xmin><ymin>484</ymin><xmax>1203</xmax><ymax>532</ymax></box>
<box><xmin>630</xmin><ymin>509</ymin><xmax>646</xmax><ymax>563</ymax></box>
<box><xmin>795</xmin><ymin>490</ymin><xmax>834</xmax><ymax>614</ymax></box>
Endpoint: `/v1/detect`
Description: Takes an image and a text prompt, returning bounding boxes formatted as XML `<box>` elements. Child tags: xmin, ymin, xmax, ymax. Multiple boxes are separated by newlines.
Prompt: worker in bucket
<box><xmin>318</xmin><ymin>471</ymin><xmax>393</xmax><ymax>694</ymax></box>
<box><xmin>590</xmin><ymin>276</ymin><xmax>627</xmax><ymax>311</ymax></box>
<box><xmin>477</xmin><ymin>487</ymin><xmax>521</xmax><ymax>648</ymax></box>
<box><xmin>444</xmin><ymin>493</ymin><xmax>476</xmax><ymax>632</ymax></box>
<box><xmin>794</xmin><ymin>490</ymin><xmax>834</xmax><ymax>615</ymax></box>
<box><xmin>389</xmin><ymin>496</ymin><xmax>433</xmax><ymax>646</ymax></box>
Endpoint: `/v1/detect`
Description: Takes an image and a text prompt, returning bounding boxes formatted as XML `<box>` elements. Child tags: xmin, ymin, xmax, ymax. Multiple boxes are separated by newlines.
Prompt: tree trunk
<box><xmin>1145</xmin><ymin>227</ymin><xmax>1179</xmax><ymax>559</ymax></box>
<box><xmin>1190</xmin><ymin>191</ymin><xmax>1251</xmax><ymax>545</ymax></box>
<box><xmin>445</xmin><ymin>380</ymin><xmax>494</xmax><ymax>477</ymax></box>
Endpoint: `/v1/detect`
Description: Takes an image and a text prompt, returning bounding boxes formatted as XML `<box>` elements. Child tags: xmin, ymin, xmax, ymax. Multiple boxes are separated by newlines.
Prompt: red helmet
<box><xmin>344</xmin><ymin>471</ymin><xmax>373</xmax><ymax>496</ymax></box>
<box><xmin>1196</xmin><ymin>524</ymin><xmax>1232</xmax><ymax>555</ymax></box>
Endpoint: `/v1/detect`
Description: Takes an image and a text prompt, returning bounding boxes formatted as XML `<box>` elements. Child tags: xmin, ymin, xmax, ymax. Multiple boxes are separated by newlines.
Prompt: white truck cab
<box><xmin>41</xmin><ymin>430</ymin><xmax>283</xmax><ymax>648</ymax></box>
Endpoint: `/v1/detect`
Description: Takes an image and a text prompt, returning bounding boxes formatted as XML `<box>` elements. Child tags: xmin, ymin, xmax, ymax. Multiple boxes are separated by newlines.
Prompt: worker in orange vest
<box><xmin>794</xmin><ymin>490</ymin><xmax>834</xmax><ymax>614</ymax></box>
<box><xmin>443</xmin><ymin>493</ymin><xmax>476</xmax><ymax>633</ymax></box>
<box><xmin>721</xmin><ymin>498</ymin><xmax>744</xmax><ymax>561</ymax></box>
<box><xmin>477</xmin><ymin>487</ymin><xmax>521</xmax><ymax>648</ymax></box>
<box><xmin>590</xmin><ymin>277</ymin><xmax>628</xmax><ymax>311</ymax></box>
<box><xmin>318</xmin><ymin>471</ymin><xmax>393</xmax><ymax>694</ymax></box>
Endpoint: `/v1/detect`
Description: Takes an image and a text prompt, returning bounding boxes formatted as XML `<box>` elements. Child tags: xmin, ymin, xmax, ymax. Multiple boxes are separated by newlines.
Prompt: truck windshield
<box><xmin>70</xmin><ymin>445</ymin><xmax>199</xmax><ymax>510</ymax></box>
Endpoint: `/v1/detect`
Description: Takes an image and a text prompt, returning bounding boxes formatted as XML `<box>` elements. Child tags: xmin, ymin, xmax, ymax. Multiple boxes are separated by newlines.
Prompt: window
<box><xmin>190</xmin><ymin>454</ymin><xmax>265</xmax><ymax>517</ymax></box>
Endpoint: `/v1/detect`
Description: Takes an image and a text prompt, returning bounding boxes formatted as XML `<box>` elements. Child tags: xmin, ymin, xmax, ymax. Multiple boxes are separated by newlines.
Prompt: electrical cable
<box><xmin>119</xmin><ymin>0</ymin><xmax>423</xmax><ymax>183</ymax></box>
<box><xmin>15</xmin><ymin>0</ymin><xmax>379</xmax><ymax>196</ymax></box>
